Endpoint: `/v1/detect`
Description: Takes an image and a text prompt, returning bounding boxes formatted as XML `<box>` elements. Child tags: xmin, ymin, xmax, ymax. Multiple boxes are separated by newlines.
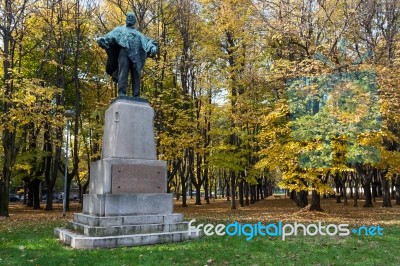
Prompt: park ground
<box><xmin>0</xmin><ymin>197</ymin><xmax>400</xmax><ymax>265</ymax></box>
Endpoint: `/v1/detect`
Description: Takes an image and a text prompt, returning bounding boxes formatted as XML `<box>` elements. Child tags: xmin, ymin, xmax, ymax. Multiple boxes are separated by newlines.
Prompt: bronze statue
<box><xmin>97</xmin><ymin>12</ymin><xmax>158</xmax><ymax>97</ymax></box>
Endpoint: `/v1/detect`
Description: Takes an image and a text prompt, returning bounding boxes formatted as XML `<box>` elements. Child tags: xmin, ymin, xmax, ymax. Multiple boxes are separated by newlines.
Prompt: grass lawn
<box><xmin>1</xmin><ymin>199</ymin><xmax>400</xmax><ymax>265</ymax></box>
<box><xmin>1</xmin><ymin>219</ymin><xmax>399</xmax><ymax>265</ymax></box>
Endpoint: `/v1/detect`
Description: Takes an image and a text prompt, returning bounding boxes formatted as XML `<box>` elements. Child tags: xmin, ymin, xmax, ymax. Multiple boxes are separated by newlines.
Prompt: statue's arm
<box><xmin>139</xmin><ymin>32</ymin><xmax>158</xmax><ymax>57</ymax></box>
<box><xmin>96</xmin><ymin>27</ymin><xmax>121</xmax><ymax>49</ymax></box>
<box><xmin>96</xmin><ymin>36</ymin><xmax>111</xmax><ymax>49</ymax></box>
<box><xmin>148</xmin><ymin>39</ymin><xmax>158</xmax><ymax>57</ymax></box>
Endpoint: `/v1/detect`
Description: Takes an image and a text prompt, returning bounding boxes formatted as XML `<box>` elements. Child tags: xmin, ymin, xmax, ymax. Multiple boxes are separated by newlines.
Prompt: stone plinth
<box><xmin>89</xmin><ymin>159</ymin><xmax>167</xmax><ymax>194</ymax></box>
<box><xmin>82</xmin><ymin>193</ymin><xmax>173</xmax><ymax>216</ymax></box>
<box><xmin>55</xmin><ymin>98</ymin><xmax>200</xmax><ymax>249</ymax></box>
<box><xmin>102</xmin><ymin>100</ymin><xmax>156</xmax><ymax>160</ymax></box>
<box><xmin>84</xmin><ymin>100</ymin><xmax>169</xmax><ymax>217</ymax></box>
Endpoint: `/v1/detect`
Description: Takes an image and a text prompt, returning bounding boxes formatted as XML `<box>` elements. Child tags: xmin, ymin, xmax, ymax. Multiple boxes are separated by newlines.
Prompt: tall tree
<box><xmin>0</xmin><ymin>0</ymin><xmax>31</xmax><ymax>216</ymax></box>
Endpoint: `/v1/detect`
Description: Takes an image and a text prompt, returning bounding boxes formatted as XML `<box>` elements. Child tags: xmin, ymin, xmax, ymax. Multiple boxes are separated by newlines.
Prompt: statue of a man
<box><xmin>97</xmin><ymin>12</ymin><xmax>158</xmax><ymax>97</ymax></box>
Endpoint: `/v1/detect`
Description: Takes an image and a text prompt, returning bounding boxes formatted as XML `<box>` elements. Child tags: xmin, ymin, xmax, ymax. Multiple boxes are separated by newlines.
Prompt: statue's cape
<box><xmin>98</xmin><ymin>26</ymin><xmax>157</xmax><ymax>80</ymax></box>
<box><xmin>105</xmin><ymin>46</ymin><xmax>120</xmax><ymax>81</ymax></box>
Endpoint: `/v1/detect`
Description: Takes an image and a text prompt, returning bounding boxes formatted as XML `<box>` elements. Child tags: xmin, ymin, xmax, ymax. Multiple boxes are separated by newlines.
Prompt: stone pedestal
<box><xmin>89</xmin><ymin>158</ymin><xmax>167</xmax><ymax>194</ymax></box>
<box><xmin>101</xmin><ymin>100</ymin><xmax>157</xmax><ymax>160</ymax></box>
<box><xmin>55</xmin><ymin>98</ymin><xmax>200</xmax><ymax>249</ymax></box>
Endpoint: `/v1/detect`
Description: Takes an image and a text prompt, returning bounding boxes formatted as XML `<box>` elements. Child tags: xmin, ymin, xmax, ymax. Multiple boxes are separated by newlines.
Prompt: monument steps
<box><xmin>68</xmin><ymin>221</ymin><xmax>190</xmax><ymax>237</ymax></box>
<box><xmin>73</xmin><ymin>213</ymin><xmax>184</xmax><ymax>227</ymax></box>
<box><xmin>55</xmin><ymin>228</ymin><xmax>200</xmax><ymax>249</ymax></box>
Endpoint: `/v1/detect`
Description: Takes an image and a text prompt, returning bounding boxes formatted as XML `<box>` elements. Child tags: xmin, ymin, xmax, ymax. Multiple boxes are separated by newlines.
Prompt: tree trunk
<box><xmin>296</xmin><ymin>190</ymin><xmax>308</xmax><ymax>208</ymax></box>
<box><xmin>377</xmin><ymin>182</ymin><xmax>383</xmax><ymax>198</ymax></box>
<box><xmin>194</xmin><ymin>184</ymin><xmax>201</xmax><ymax>205</ymax></box>
<box><xmin>245</xmin><ymin>182</ymin><xmax>249</xmax><ymax>205</ymax></box>
<box><xmin>220</xmin><ymin>176</ymin><xmax>225</xmax><ymax>198</ymax></box>
<box><xmin>354</xmin><ymin>177</ymin><xmax>359</xmax><ymax>207</ymax></box>
<box><xmin>355</xmin><ymin>165</ymin><xmax>374</xmax><ymax>208</ymax></box>
<box><xmin>290</xmin><ymin>190</ymin><xmax>296</xmax><ymax>201</ymax></box>
<box><xmin>23</xmin><ymin>184</ymin><xmax>27</xmax><ymax>205</ymax></box>
<box><xmin>349</xmin><ymin>181</ymin><xmax>354</xmax><ymax>199</ymax></box>
<box><xmin>226</xmin><ymin>177</ymin><xmax>230</xmax><ymax>201</ymax></box>
<box><xmin>0</xmin><ymin>0</ymin><xmax>14</xmax><ymax>218</ymax></box>
<box><xmin>71</xmin><ymin>0</ymin><xmax>82</xmax><ymax>213</ymax></box>
<box><xmin>27</xmin><ymin>182</ymin><xmax>33</xmax><ymax>207</ymax></box>
<box><xmin>175</xmin><ymin>185</ymin><xmax>180</xmax><ymax>200</ymax></box>
<box><xmin>65</xmin><ymin>174</ymin><xmax>73</xmax><ymax>211</ymax></box>
<box><xmin>77</xmin><ymin>176</ymin><xmax>88</xmax><ymax>205</ymax></box>
<box><xmin>194</xmin><ymin>153</ymin><xmax>202</xmax><ymax>205</ymax></box>
<box><xmin>238</xmin><ymin>180</ymin><xmax>244</xmax><ymax>207</ymax></box>
<box><xmin>44</xmin><ymin>122</ymin><xmax>55</xmax><ymax>211</ymax></box>
<box><xmin>32</xmin><ymin>179</ymin><xmax>41</xmax><ymax>210</ymax></box>
<box><xmin>189</xmin><ymin>182</ymin><xmax>193</xmax><ymax>199</ymax></box>
<box><xmin>381</xmin><ymin>174</ymin><xmax>392</xmax><ymax>207</ymax></box>
<box><xmin>45</xmin><ymin>185</ymin><xmax>54</xmax><ymax>211</ymax></box>
<box><xmin>395</xmin><ymin>175</ymin><xmax>400</xmax><ymax>205</ymax></box>
<box><xmin>204</xmin><ymin>167</ymin><xmax>210</xmax><ymax>204</ymax></box>
<box><xmin>371</xmin><ymin>181</ymin><xmax>377</xmax><ymax>202</ymax></box>
<box><xmin>181</xmin><ymin>173</ymin><xmax>187</xmax><ymax>207</ymax></box>
<box><xmin>334</xmin><ymin>175</ymin><xmax>341</xmax><ymax>203</ymax></box>
<box><xmin>363</xmin><ymin>181</ymin><xmax>373</xmax><ymax>208</ymax></box>
<box><xmin>250</xmin><ymin>185</ymin><xmax>255</xmax><ymax>204</ymax></box>
<box><xmin>342</xmin><ymin>181</ymin><xmax>348</xmax><ymax>206</ymax></box>
<box><xmin>258</xmin><ymin>183</ymin><xmax>264</xmax><ymax>200</ymax></box>
<box><xmin>1</xmin><ymin>127</ymin><xmax>17</xmax><ymax>216</ymax></box>
<box><xmin>82</xmin><ymin>180</ymin><xmax>89</xmax><ymax>203</ymax></box>
<box><xmin>335</xmin><ymin>194</ymin><xmax>341</xmax><ymax>203</ymax></box>
<box><xmin>252</xmin><ymin>185</ymin><xmax>257</xmax><ymax>203</ymax></box>
<box><xmin>256</xmin><ymin>183</ymin><xmax>260</xmax><ymax>201</ymax></box>
<box><xmin>0</xmin><ymin>179</ymin><xmax>10</xmax><ymax>217</ymax></box>
<box><xmin>214</xmin><ymin>179</ymin><xmax>217</xmax><ymax>199</ymax></box>
<box><xmin>230</xmin><ymin>171</ymin><xmax>236</xmax><ymax>209</ymax></box>
<box><xmin>391</xmin><ymin>177</ymin><xmax>396</xmax><ymax>200</ymax></box>
<box><xmin>309</xmin><ymin>190</ymin><xmax>323</xmax><ymax>212</ymax></box>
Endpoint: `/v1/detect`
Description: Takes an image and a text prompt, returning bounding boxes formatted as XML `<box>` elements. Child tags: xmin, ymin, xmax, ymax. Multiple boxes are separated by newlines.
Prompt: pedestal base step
<box><xmin>55</xmin><ymin>228</ymin><xmax>200</xmax><ymax>249</ymax></box>
<box><xmin>68</xmin><ymin>221</ymin><xmax>190</xmax><ymax>237</ymax></box>
<box><xmin>55</xmin><ymin>212</ymin><xmax>201</xmax><ymax>248</ymax></box>
<box><xmin>74</xmin><ymin>213</ymin><xmax>184</xmax><ymax>227</ymax></box>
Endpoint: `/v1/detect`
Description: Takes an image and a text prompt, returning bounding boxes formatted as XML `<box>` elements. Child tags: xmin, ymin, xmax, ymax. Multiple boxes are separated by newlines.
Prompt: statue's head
<box><xmin>126</xmin><ymin>12</ymin><xmax>136</xmax><ymax>27</ymax></box>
